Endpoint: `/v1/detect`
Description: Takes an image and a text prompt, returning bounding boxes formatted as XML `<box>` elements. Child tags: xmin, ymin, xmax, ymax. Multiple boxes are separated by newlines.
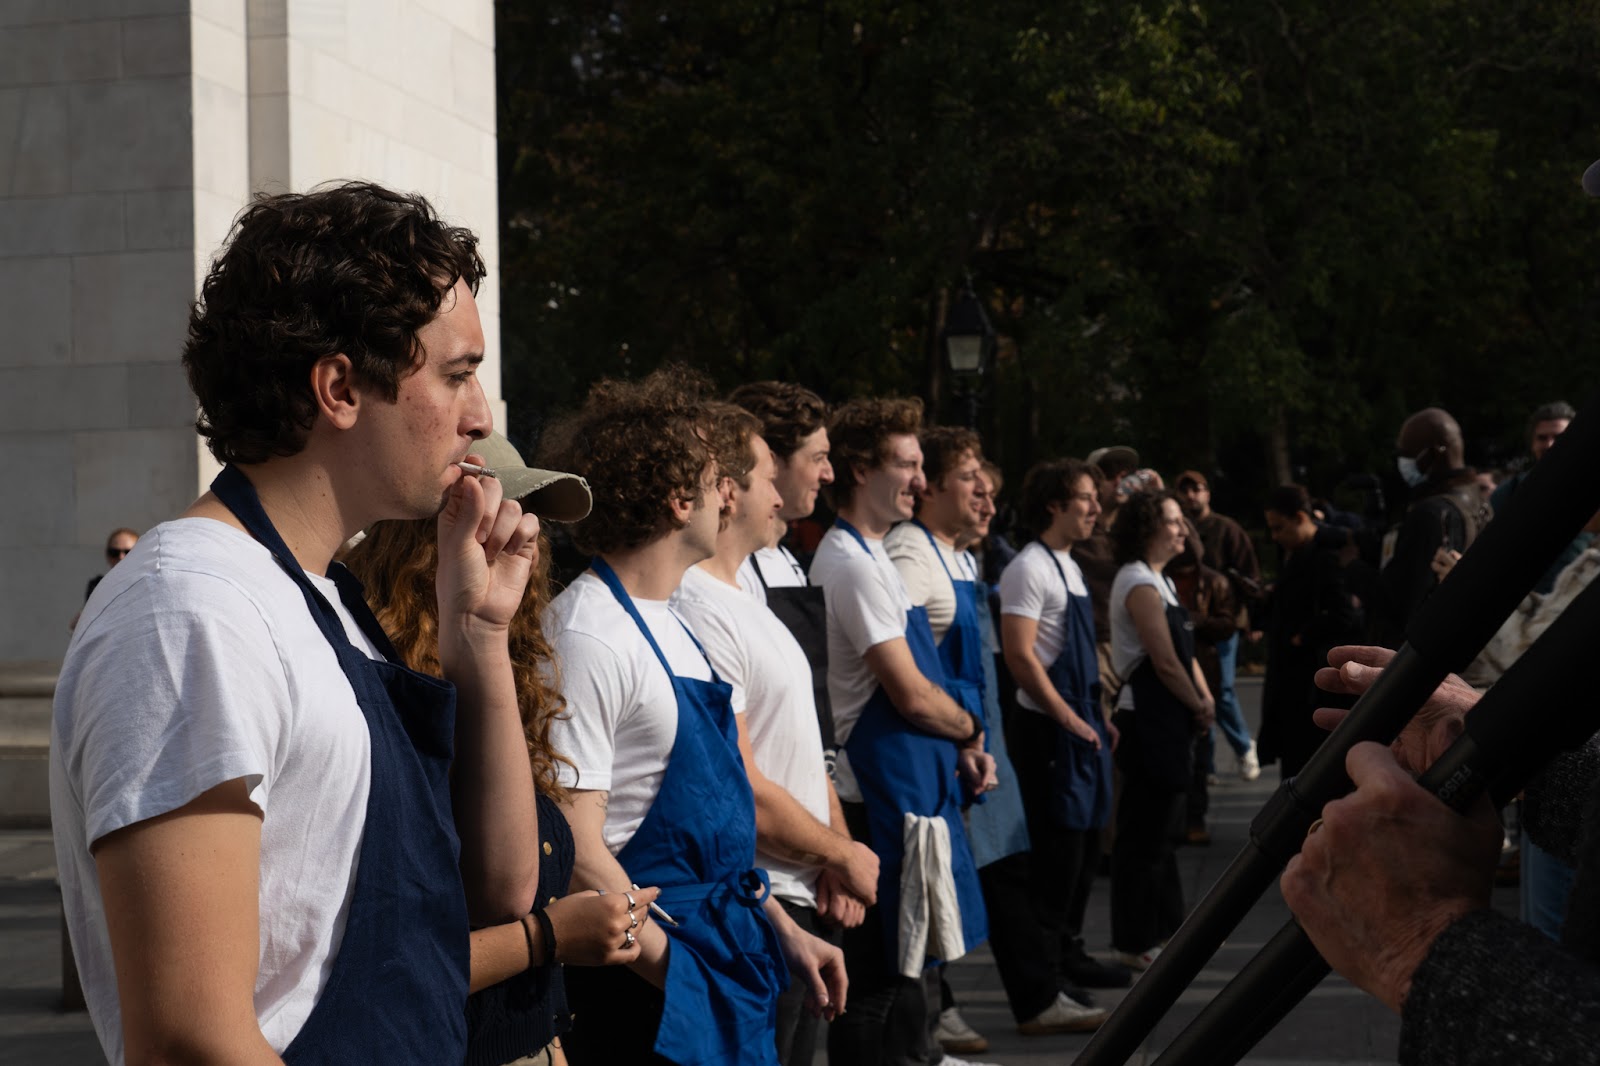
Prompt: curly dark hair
<box><xmin>920</xmin><ymin>425</ymin><xmax>982</xmax><ymax>489</ymax></box>
<box><xmin>1111</xmin><ymin>489</ymin><xmax>1179</xmax><ymax>565</ymax></box>
<box><xmin>340</xmin><ymin>519</ymin><xmax>573</xmax><ymax>803</ymax></box>
<box><xmin>184</xmin><ymin>181</ymin><xmax>486</xmax><ymax>465</ymax></box>
<box><xmin>1264</xmin><ymin>483</ymin><xmax>1311</xmax><ymax>518</ymax></box>
<box><xmin>704</xmin><ymin>401</ymin><xmax>763</xmax><ymax>490</ymax></box>
<box><xmin>727</xmin><ymin>381</ymin><xmax>829</xmax><ymax>461</ymax></box>
<box><xmin>538</xmin><ymin>365</ymin><xmax>715</xmax><ymax>555</ymax></box>
<box><xmin>826</xmin><ymin>396</ymin><xmax>924</xmax><ymax>509</ymax></box>
<box><xmin>1019</xmin><ymin>458</ymin><xmax>1099</xmax><ymax>538</ymax></box>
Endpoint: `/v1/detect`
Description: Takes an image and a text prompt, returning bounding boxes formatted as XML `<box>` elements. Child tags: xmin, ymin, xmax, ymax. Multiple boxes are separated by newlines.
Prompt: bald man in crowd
<box><xmin>1373</xmin><ymin>407</ymin><xmax>1488</xmax><ymax>647</ymax></box>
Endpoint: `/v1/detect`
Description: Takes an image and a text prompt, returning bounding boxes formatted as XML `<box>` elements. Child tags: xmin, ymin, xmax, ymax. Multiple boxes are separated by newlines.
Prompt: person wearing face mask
<box><xmin>1372</xmin><ymin>407</ymin><xmax>1488</xmax><ymax>649</ymax></box>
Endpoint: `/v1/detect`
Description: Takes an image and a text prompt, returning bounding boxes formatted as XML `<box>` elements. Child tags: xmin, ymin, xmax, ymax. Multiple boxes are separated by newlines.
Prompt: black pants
<box><xmin>1110</xmin><ymin>720</ymin><xmax>1187</xmax><ymax>953</ymax></box>
<box><xmin>974</xmin><ymin>850</ymin><xmax>1058</xmax><ymax>1022</ymax></box>
<box><xmin>774</xmin><ymin>898</ymin><xmax>841</xmax><ymax>1066</ymax></box>
<box><xmin>561</xmin><ymin>963</ymin><xmax>674</xmax><ymax>1065</ymax></box>
<box><xmin>828</xmin><ymin>801</ymin><xmax>942</xmax><ymax>1066</ymax></box>
<box><xmin>1008</xmin><ymin>709</ymin><xmax>1102</xmax><ymax>1011</ymax></box>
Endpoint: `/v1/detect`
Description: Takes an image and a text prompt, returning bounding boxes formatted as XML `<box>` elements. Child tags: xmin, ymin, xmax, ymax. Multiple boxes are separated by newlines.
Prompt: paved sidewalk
<box><xmin>928</xmin><ymin>677</ymin><xmax>1518</xmax><ymax>1066</ymax></box>
<box><xmin>0</xmin><ymin>678</ymin><xmax>1516</xmax><ymax>1064</ymax></box>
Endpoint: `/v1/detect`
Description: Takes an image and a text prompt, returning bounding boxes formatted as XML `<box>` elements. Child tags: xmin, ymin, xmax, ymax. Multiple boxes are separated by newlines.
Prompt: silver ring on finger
<box><xmin>624</xmin><ymin>891</ymin><xmax>637</xmax><ymax>910</ymax></box>
<box><xmin>629</xmin><ymin>911</ymin><xmax>639</xmax><ymax>929</ymax></box>
<box><xmin>624</xmin><ymin>930</ymin><xmax>636</xmax><ymax>948</ymax></box>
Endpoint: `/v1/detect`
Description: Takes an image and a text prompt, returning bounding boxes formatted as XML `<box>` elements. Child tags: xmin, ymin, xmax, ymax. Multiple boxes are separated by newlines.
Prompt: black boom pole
<box><xmin>1073</xmin><ymin>389</ymin><xmax>1600</xmax><ymax>1066</ymax></box>
<box><xmin>1152</xmin><ymin>570</ymin><xmax>1600</xmax><ymax>1066</ymax></box>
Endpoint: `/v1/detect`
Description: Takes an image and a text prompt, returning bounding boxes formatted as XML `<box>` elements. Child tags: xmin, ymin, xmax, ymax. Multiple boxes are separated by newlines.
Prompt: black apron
<box><xmin>1119</xmin><ymin>589</ymin><xmax>1199</xmax><ymax>793</ymax></box>
<box><xmin>748</xmin><ymin>549</ymin><xmax>835</xmax><ymax>749</ymax></box>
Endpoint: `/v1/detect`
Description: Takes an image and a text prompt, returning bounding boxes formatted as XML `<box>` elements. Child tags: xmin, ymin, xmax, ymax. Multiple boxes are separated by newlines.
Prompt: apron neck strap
<box><xmin>833</xmin><ymin>517</ymin><xmax>872</xmax><ymax>556</ymax></box>
<box><xmin>589</xmin><ymin>557</ymin><xmax>718</xmax><ymax>682</ymax></box>
<box><xmin>913</xmin><ymin>519</ymin><xmax>965</xmax><ymax>586</ymax></box>
<box><xmin>1037</xmin><ymin>539</ymin><xmax>1074</xmax><ymax>596</ymax></box>
<box><xmin>210</xmin><ymin>465</ymin><xmax>397</xmax><ymax>661</ymax></box>
<box><xmin>746</xmin><ymin>552</ymin><xmax>778</xmax><ymax>591</ymax></box>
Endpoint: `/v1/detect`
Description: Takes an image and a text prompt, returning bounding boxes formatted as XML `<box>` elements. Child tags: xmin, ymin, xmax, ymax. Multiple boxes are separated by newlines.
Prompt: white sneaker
<box><xmin>1112</xmin><ymin>944</ymin><xmax>1163</xmax><ymax>971</ymax></box>
<box><xmin>1239</xmin><ymin>742</ymin><xmax>1261</xmax><ymax>782</ymax></box>
<box><xmin>1016</xmin><ymin>990</ymin><xmax>1108</xmax><ymax>1034</ymax></box>
<box><xmin>934</xmin><ymin>1006</ymin><xmax>989</xmax><ymax>1054</ymax></box>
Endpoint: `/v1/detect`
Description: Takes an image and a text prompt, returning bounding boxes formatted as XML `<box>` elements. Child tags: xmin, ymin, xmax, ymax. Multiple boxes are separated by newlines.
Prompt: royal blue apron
<box><xmin>911</xmin><ymin>521</ymin><xmax>988</xmax><ymax>731</ymax></box>
<box><xmin>590</xmin><ymin>558</ymin><xmax>787</xmax><ymax>1065</ymax></box>
<box><xmin>210</xmin><ymin>465</ymin><xmax>468</xmax><ymax>1065</ymax></box>
<box><xmin>963</xmin><ymin>570</ymin><xmax>1030</xmax><ymax>868</ymax></box>
<box><xmin>834</xmin><ymin>519</ymin><xmax>987</xmax><ymax>966</ymax></box>
<box><xmin>1038</xmin><ymin>543</ymin><xmax>1115</xmax><ymax>831</ymax></box>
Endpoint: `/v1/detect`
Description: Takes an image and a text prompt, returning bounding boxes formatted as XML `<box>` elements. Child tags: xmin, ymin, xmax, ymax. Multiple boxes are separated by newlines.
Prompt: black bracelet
<box><xmin>964</xmin><ymin>711</ymin><xmax>983</xmax><ymax>744</ymax></box>
<box><xmin>533</xmin><ymin>906</ymin><xmax>558</xmax><ymax>966</ymax></box>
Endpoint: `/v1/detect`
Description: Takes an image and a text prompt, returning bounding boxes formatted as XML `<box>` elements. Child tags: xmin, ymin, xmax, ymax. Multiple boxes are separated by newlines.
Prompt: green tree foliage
<box><xmin>497</xmin><ymin>0</ymin><xmax>1600</xmax><ymax>497</ymax></box>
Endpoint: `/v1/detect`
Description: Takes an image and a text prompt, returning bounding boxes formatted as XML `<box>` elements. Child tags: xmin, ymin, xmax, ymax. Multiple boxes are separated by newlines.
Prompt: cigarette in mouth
<box><xmin>456</xmin><ymin>462</ymin><xmax>498</xmax><ymax>478</ymax></box>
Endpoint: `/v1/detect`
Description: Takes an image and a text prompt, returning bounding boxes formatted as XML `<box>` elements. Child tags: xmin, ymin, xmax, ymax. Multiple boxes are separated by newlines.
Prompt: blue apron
<box><xmin>835</xmin><ymin>519</ymin><xmax>987</xmax><ymax>966</ymax></box>
<box><xmin>911</xmin><ymin>521</ymin><xmax>988</xmax><ymax>731</ymax></box>
<box><xmin>963</xmin><ymin>568</ymin><xmax>1030</xmax><ymax>868</ymax></box>
<box><xmin>210</xmin><ymin>465</ymin><xmax>468</xmax><ymax>1065</ymax></box>
<box><xmin>590</xmin><ymin>559</ymin><xmax>786</xmax><ymax>1065</ymax></box>
<box><xmin>1040</xmin><ymin>544</ymin><xmax>1115</xmax><ymax>831</ymax></box>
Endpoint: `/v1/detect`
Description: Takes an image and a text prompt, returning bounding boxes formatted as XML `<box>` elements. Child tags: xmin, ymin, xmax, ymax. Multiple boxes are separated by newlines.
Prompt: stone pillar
<box><xmin>0</xmin><ymin>0</ymin><xmax>502</xmax><ymax>668</ymax></box>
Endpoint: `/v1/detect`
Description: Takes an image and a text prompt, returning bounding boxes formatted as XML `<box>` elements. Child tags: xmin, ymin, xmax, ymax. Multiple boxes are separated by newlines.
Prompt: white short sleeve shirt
<box><xmin>51</xmin><ymin>519</ymin><xmax>378</xmax><ymax>1064</ymax></box>
<box><xmin>673</xmin><ymin>565</ymin><xmax>831</xmax><ymax>906</ymax></box>
<box><xmin>544</xmin><ymin>570</ymin><xmax>715</xmax><ymax>853</ymax></box>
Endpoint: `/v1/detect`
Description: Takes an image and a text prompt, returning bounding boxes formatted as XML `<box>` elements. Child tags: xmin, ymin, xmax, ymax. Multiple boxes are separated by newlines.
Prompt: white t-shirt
<box><xmin>50</xmin><ymin>519</ymin><xmax>378</xmax><ymax>1064</ymax></box>
<box><xmin>885</xmin><ymin>522</ymin><xmax>975</xmax><ymax>643</ymax></box>
<box><xmin>673</xmin><ymin>565</ymin><xmax>830</xmax><ymax>907</ymax></box>
<box><xmin>545</xmin><ymin>570</ymin><xmax>717</xmax><ymax>854</ymax></box>
<box><xmin>1110</xmin><ymin>560</ymin><xmax>1180</xmax><ymax>710</ymax></box>
<box><xmin>736</xmin><ymin>544</ymin><xmax>808</xmax><ymax>603</ymax></box>
<box><xmin>808</xmin><ymin>525</ymin><xmax>909</xmax><ymax>802</ymax></box>
<box><xmin>999</xmin><ymin>541</ymin><xmax>1091</xmax><ymax>714</ymax></box>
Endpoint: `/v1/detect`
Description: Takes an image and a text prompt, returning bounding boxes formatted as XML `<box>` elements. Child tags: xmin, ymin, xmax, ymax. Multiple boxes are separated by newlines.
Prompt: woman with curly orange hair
<box><xmin>343</xmin><ymin>433</ymin><xmax>660</xmax><ymax>1066</ymax></box>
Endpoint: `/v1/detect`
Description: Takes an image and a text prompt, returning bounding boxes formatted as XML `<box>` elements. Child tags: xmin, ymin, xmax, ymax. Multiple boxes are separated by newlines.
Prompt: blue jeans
<box><xmin>1521</xmin><ymin>834</ymin><xmax>1577</xmax><ymax>941</ymax></box>
<box><xmin>1211</xmin><ymin>631</ymin><xmax>1254</xmax><ymax>761</ymax></box>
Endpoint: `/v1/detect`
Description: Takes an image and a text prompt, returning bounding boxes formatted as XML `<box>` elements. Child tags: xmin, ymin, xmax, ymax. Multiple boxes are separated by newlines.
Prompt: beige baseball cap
<box><xmin>471</xmin><ymin>431</ymin><xmax>592</xmax><ymax>523</ymax></box>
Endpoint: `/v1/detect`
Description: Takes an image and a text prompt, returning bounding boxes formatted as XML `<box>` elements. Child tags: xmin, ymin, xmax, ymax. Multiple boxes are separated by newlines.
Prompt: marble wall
<box><xmin>0</xmin><ymin>0</ymin><xmax>501</xmax><ymax>665</ymax></box>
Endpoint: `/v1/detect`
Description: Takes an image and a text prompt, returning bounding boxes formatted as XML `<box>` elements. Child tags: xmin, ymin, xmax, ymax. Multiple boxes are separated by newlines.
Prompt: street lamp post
<box><xmin>940</xmin><ymin>278</ymin><xmax>996</xmax><ymax>428</ymax></box>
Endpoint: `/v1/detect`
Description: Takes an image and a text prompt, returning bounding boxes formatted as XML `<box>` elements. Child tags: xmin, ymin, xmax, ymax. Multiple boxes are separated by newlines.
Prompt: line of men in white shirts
<box><xmin>541</xmin><ymin>371</ymin><xmax>1123</xmax><ymax>1065</ymax></box>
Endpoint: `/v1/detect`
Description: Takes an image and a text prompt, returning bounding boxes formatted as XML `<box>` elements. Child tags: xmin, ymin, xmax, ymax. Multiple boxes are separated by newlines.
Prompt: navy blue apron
<box><xmin>1039</xmin><ymin>544</ymin><xmax>1115</xmax><ymax>830</ymax></box>
<box><xmin>834</xmin><ymin>519</ymin><xmax>987</xmax><ymax>967</ymax></box>
<box><xmin>590</xmin><ymin>559</ymin><xmax>787</xmax><ymax>1065</ymax></box>
<box><xmin>1119</xmin><ymin>580</ymin><xmax>1199</xmax><ymax>793</ymax></box>
<box><xmin>210</xmin><ymin>465</ymin><xmax>468</xmax><ymax>1064</ymax></box>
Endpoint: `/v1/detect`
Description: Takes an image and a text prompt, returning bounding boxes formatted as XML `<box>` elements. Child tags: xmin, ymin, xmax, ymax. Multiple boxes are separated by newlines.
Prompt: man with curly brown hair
<box><xmin>51</xmin><ymin>182</ymin><xmax>545</xmax><ymax>1065</ymax></box>
<box><xmin>810</xmin><ymin>397</ymin><xmax>995</xmax><ymax>1066</ymax></box>
<box><xmin>542</xmin><ymin>371</ymin><xmax>845</xmax><ymax>1065</ymax></box>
